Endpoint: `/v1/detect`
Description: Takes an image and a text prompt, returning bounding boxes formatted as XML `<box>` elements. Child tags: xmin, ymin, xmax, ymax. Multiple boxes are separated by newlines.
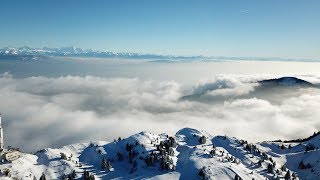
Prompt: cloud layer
<box><xmin>1</xmin><ymin>74</ymin><xmax>320</xmax><ymax>152</ymax></box>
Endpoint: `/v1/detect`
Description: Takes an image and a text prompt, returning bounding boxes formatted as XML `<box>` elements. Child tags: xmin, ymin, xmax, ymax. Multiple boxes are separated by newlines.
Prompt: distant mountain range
<box><xmin>0</xmin><ymin>46</ymin><xmax>318</xmax><ymax>62</ymax></box>
<box><xmin>0</xmin><ymin>46</ymin><xmax>205</xmax><ymax>61</ymax></box>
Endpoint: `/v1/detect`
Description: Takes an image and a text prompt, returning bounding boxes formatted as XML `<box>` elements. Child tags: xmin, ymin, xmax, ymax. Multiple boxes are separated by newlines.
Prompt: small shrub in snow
<box><xmin>2</xmin><ymin>168</ymin><xmax>11</xmax><ymax>177</ymax></box>
<box><xmin>210</xmin><ymin>149</ymin><xmax>215</xmax><ymax>157</ymax></box>
<box><xmin>305</xmin><ymin>143</ymin><xmax>316</xmax><ymax>152</ymax></box>
<box><xmin>96</xmin><ymin>147</ymin><xmax>106</xmax><ymax>155</ymax></box>
<box><xmin>298</xmin><ymin>161</ymin><xmax>311</xmax><ymax>169</ymax></box>
<box><xmin>60</xmin><ymin>152</ymin><xmax>67</xmax><ymax>160</ymax></box>
<box><xmin>199</xmin><ymin>136</ymin><xmax>206</xmax><ymax>144</ymax></box>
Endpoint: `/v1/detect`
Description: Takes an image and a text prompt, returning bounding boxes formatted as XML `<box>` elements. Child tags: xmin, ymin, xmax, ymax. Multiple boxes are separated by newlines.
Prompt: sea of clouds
<box><xmin>1</xmin><ymin>72</ymin><xmax>320</xmax><ymax>152</ymax></box>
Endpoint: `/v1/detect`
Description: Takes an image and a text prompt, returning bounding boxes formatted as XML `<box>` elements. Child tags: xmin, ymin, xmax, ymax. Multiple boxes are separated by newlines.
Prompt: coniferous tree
<box><xmin>281</xmin><ymin>164</ymin><xmax>287</xmax><ymax>171</ymax></box>
<box><xmin>234</xmin><ymin>174</ymin><xmax>241</xmax><ymax>180</ymax></box>
<box><xmin>210</xmin><ymin>149</ymin><xmax>215</xmax><ymax>157</ymax></box>
<box><xmin>129</xmin><ymin>150</ymin><xmax>135</xmax><ymax>163</ymax></box>
<box><xmin>298</xmin><ymin>161</ymin><xmax>306</xmax><ymax>169</ymax></box>
<box><xmin>68</xmin><ymin>174</ymin><xmax>74</xmax><ymax>180</ymax></box>
<box><xmin>168</xmin><ymin>147</ymin><xmax>175</xmax><ymax>156</ymax></box>
<box><xmin>126</xmin><ymin>143</ymin><xmax>132</xmax><ymax>151</ymax></box>
<box><xmin>267</xmin><ymin>163</ymin><xmax>274</xmax><ymax>174</ymax></box>
<box><xmin>198</xmin><ymin>167</ymin><xmax>206</xmax><ymax>179</ymax></box>
<box><xmin>160</xmin><ymin>155</ymin><xmax>169</xmax><ymax>170</ymax></box>
<box><xmin>39</xmin><ymin>172</ymin><xmax>46</xmax><ymax>180</ymax></box>
<box><xmin>199</xmin><ymin>136</ymin><xmax>206</xmax><ymax>144</ymax></box>
<box><xmin>117</xmin><ymin>151</ymin><xmax>123</xmax><ymax>161</ymax></box>
<box><xmin>245</xmin><ymin>144</ymin><xmax>252</xmax><ymax>152</ymax></box>
<box><xmin>145</xmin><ymin>153</ymin><xmax>156</xmax><ymax>166</ymax></box>
<box><xmin>292</xmin><ymin>173</ymin><xmax>297</xmax><ymax>178</ymax></box>
<box><xmin>89</xmin><ymin>174</ymin><xmax>95</xmax><ymax>180</ymax></box>
<box><xmin>168</xmin><ymin>137</ymin><xmax>177</xmax><ymax>148</ymax></box>
<box><xmin>107</xmin><ymin>160</ymin><xmax>112</xmax><ymax>171</ymax></box>
<box><xmin>71</xmin><ymin>170</ymin><xmax>76</xmax><ymax>178</ymax></box>
<box><xmin>101</xmin><ymin>157</ymin><xmax>107</xmax><ymax>170</ymax></box>
<box><xmin>284</xmin><ymin>170</ymin><xmax>291</xmax><ymax>180</ymax></box>
<box><xmin>83</xmin><ymin>170</ymin><xmax>90</xmax><ymax>180</ymax></box>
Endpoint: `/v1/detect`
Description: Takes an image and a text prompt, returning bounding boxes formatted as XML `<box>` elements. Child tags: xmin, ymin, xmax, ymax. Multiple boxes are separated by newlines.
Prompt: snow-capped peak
<box><xmin>1</xmin><ymin>128</ymin><xmax>319</xmax><ymax>179</ymax></box>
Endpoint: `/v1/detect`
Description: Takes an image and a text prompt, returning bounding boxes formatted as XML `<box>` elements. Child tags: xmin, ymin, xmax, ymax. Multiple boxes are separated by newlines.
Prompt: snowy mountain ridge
<box><xmin>0</xmin><ymin>46</ymin><xmax>318</xmax><ymax>62</ymax></box>
<box><xmin>0</xmin><ymin>128</ymin><xmax>319</xmax><ymax>180</ymax></box>
<box><xmin>0</xmin><ymin>46</ymin><xmax>204</xmax><ymax>61</ymax></box>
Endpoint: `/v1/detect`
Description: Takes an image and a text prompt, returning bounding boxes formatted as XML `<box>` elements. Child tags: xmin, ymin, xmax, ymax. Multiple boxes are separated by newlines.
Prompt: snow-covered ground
<box><xmin>0</xmin><ymin>128</ymin><xmax>319</xmax><ymax>179</ymax></box>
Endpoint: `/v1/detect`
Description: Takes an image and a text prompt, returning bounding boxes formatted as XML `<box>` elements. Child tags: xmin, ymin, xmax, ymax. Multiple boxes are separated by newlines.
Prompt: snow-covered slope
<box><xmin>0</xmin><ymin>128</ymin><xmax>319</xmax><ymax>179</ymax></box>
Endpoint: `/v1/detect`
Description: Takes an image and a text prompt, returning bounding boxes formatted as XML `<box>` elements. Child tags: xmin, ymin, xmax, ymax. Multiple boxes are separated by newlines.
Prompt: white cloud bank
<box><xmin>0</xmin><ymin>74</ymin><xmax>320</xmax><ymax>151</ymax></box>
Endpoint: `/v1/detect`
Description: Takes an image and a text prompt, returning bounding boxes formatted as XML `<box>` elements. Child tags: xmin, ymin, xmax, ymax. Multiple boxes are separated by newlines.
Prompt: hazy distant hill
<box><xmin>258</xmin><ymin>77</ymin><xmax>315</xmax><ymax>88</ymax></box>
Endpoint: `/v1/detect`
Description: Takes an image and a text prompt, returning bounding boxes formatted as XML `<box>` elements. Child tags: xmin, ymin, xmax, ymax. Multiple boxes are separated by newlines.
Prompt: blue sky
<box><xmin>1</xmin><ymin>0</ymin><xmax>319</xmax><ymax>59</ymax></box>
